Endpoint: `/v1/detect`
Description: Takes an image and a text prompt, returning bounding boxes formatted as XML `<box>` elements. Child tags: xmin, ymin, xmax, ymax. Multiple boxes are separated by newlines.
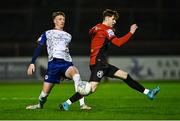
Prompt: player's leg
<box><xmin>60</xmin><ymin>81</ymin><xmax>99</xmax><ymax>111</ymax></box>
<box><xmin>36</xmin><ymin>60</ymin><xmax>60</xmax><ymax>108</ymax></box>
<box><xmin>65</xmin><ymin>66</ymin><xmax>91</xmax><ymax>110</ymax></box>
<box><xmin>26</xmin><ymin>82</ymin><xmax>54</xmax><ymax>109</ymax></box>
<box><xmin>60</xmin><ymin>64</ymin><xmax>102</xmax><ymax>111</ymax></box>
<box><xmin>26</xmin><ymin>59</ymin><xmax>60</xmax><ymax>109</ymax></box>
<box><xmin>38</xmin><ymin>82</ymin><xmax>54</xmax><ymax>108</ymax></box>
<box><xmin>113</xmin><ymin>67</ymin><xmax>160</xmax><ymax>100</ymax></box>
<box><xmin>114</xmin><ymin>69</ymin><xmax>146</xmax><ymax>93</ymax></box>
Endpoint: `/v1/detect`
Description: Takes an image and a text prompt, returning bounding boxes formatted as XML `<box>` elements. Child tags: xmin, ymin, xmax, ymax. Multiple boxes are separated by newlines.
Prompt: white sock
<box><xmin>38</xmin><ymin>91</ymin><xmax>48</xmax><ymax>108</ymax></box>
<box><xmin>39</xmin><ymin>91</ymin><xmax>48</xmax><ymax>100</ymax></box>
<box><xmin>66</xmin><ymin>99</ymin><xmax>72</xmax><ymax>105</ymax></box>
<box><xmin>73</xmin><ymin>74</ymin><xmax>81</xmax><ymax>91</ymax></box>
<box><xmin>143</xmin><ymin>89</ymin><xmax>150</xmax><ymax>95</ymax></box>
<box><xmin>79</xmin><ymin>97</ymin><xmax>85</xmax><ymax>106</ymax></box>
<box><xmin>72</xmin><ymin>74</ymin><xmax>85</xmax><ymax>106</ymax></box>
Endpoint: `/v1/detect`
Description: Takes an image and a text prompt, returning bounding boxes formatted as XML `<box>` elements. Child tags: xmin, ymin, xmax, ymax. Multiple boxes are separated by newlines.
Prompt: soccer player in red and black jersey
<box><xmin>60</xmin><ymin>9</ymin><xmax>160</xmax><ymax>111</ymax></box>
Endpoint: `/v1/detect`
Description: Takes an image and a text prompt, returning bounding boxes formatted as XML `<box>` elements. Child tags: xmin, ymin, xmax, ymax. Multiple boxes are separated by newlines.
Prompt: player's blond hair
<box><xmin>52</xmin><ymin>11</ymin><xmax>65</xmax><ymax>20</ymax></box>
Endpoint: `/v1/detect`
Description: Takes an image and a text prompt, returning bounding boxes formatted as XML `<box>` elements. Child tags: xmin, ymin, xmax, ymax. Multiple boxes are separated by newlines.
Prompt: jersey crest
<box><xmin>107</xmin><ymin>29</ymin><xmax>115</xmax><ymax>37</ymax></box>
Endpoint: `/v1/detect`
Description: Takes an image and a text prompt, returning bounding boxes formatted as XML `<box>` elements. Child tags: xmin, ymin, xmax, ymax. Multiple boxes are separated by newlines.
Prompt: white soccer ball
<box><xmin>77</xmin><ymin>81</ymin><xmax>91</xmax><ymax>96</ymax></box>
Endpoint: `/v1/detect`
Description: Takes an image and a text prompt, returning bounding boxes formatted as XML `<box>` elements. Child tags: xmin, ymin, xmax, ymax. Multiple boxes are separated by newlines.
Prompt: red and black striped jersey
<box><xmin>89</xmin><ymin>23</ymin><xmax>132</xmax><ymax>65</ymax></box>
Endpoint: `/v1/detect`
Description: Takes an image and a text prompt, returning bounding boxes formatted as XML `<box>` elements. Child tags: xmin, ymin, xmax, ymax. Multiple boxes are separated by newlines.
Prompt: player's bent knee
<box><xmin>65</xmin><ymin>66</ymin><xmax>79</xmax><ymax>78</ymax></box>
<box><xmin>114</xmin><ymin>69</ymin><xmax>128</xmax><ymax>79</ymax></box>
<box><xmin>91</xmin><ymin>88</ymin><xmax>96</xmax><ymax>93</ymax></box>
<box><xmin>90</xmin><ymin>83</ymin><xmax>98</xmax><ymax>93</ymax></box>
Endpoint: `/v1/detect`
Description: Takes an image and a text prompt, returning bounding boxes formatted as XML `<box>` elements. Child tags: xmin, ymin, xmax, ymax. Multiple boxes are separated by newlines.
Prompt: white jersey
<box><xmin>37</xmin><ymin>29</ymin><xmax>72</xmax><ymax>62</ymax></box>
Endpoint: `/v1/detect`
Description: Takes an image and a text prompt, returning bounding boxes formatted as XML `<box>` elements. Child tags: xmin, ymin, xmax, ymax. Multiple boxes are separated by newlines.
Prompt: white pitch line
<box><xmin>0</xmin><ymin>97</ymin><xmax>36</xmax><ymax>100</ymax></box>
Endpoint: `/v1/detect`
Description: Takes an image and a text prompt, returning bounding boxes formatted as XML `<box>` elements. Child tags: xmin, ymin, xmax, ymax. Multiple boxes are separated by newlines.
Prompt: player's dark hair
<box><xmin>103</xmin><ymin>9</ymin><xmax>119</xmax><ymax>20</ymax></box>
<box><xmin>52</xmin><ymin>11</ymin><xmax>65</xmax><ymax>20</ymax></box>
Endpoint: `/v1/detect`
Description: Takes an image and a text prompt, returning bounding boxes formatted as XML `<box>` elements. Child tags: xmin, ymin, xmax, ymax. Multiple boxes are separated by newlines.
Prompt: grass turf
<box><xmin>0</xmin><ymin>81</ymin><xmax>180</xmax><ymax>120</ymax></box>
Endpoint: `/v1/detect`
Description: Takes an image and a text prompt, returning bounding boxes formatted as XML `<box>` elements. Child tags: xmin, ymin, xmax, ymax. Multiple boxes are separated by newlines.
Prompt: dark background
<box><xmin>0</xmin><ymin>0</ymin><xmax>180</xmax><ymax>56</ymax></box>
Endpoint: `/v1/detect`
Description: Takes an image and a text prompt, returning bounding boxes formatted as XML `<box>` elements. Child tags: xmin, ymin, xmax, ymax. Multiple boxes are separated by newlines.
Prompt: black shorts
<box><xmin>89</xmin><ymin>62</ymin><xmax>119</xmax><ymax>82</ymax></box>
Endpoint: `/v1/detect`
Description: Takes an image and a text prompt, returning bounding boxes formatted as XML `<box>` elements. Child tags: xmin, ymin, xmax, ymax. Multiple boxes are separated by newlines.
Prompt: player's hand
<box><xmin>130</xmin><ymin>24</ymin><xmax>138</xmax><ymax>34</ymax></box>
<box><xmin>27</xmin><ymin>64</ymin><xmax>35</xmax><ymax>76</ymax></box>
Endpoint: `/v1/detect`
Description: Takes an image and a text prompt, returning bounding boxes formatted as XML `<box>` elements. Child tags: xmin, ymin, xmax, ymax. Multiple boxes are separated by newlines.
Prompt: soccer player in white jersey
<box><xmin>26</xmin><ymin>11</ymin><xmax>91</xmax><ymax>110</ymax></box>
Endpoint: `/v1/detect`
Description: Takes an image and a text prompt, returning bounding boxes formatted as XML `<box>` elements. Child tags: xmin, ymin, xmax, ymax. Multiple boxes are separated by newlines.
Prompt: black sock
<box><xmin>122</xmin><ymin>74</ymin><xmax>145</xmax><ymax>93</ymax></box>
<box><xmin>69</xmin><ymin>92</ymin><xmax>83</xmax><ymax>103</ymax></box>
<box><xmin>39</xmin><ymin>96</ymin><xmax>47</xmax><ymax>108</ymax></box>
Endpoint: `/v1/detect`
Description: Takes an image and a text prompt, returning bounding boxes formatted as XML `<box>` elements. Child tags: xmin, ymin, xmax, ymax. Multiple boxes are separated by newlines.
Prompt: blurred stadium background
<box><xmin>0</xmin><ymin>0</ymin><xmax>180</xmax><ymax>82</ymax></box>
<box><xmin>0</xmin><ymin>0</ymin><xmax>180</xmax><ymax>120</ymax></box>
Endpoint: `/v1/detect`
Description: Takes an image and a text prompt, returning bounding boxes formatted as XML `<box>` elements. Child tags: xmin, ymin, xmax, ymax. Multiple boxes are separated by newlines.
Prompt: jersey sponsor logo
<box><xmin>97</xmin><ymin>70</ymin><xmax>104</xmax><ymax>78</ymax></box>
<box><xmin>107</xmin><ymin>29</ymin><xmax>114</xmax><ymax>37</ymax></box>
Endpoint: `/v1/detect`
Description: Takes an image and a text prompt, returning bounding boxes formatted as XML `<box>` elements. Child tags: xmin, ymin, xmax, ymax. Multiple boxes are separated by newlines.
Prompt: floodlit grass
<box><xmin>0</xmin><ymin>81</ymin><xmax>180</xmax><ymax>120</ymax></box>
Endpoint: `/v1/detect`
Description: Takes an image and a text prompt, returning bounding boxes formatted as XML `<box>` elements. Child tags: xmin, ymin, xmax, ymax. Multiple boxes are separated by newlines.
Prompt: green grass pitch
<box><xmin>0</xmin><ymin>81</ymin><xmax>180</xmax><ymax>120</ymax></box>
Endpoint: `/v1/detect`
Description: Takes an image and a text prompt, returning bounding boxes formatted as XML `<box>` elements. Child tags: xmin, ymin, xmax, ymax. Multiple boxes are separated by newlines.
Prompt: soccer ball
<box><xmin>77</xmin><ymin>81</ymin><xmax>91</xmax><ymax>96</ymax></box>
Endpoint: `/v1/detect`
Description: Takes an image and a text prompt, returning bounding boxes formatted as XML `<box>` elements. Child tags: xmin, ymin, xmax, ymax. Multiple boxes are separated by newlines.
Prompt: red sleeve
<box><xmin>111</xmin><ymin>32</ymin><xmax>133</xmax><ymax>47</ymax></box>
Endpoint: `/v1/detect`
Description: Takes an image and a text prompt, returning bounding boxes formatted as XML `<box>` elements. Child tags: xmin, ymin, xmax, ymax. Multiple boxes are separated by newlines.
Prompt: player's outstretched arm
<box><xmin>111</xmin><ymin>24</ymin><xmax>138</xmax><ymax>47</ymax></box>
<box><xmin>130</xmin><ymin>24</ymin><xmax>138</xmax><ymax>34</ymax></box>
<box><xmin>27</xmin><ymin>64</ymin><xmax>35</xmax><ymax>75</ymax></box>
